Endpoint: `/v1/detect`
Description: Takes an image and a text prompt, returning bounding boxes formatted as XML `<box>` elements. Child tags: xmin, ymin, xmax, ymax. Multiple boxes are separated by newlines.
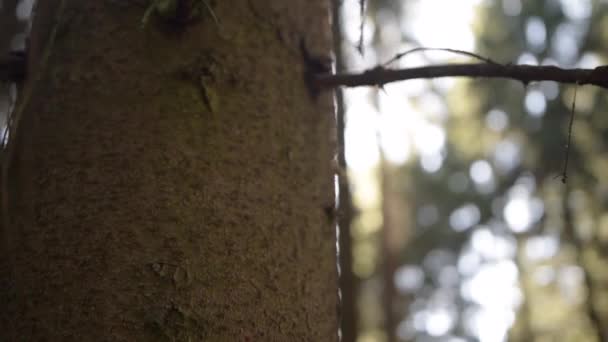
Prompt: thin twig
<box><xmin>383</xmin><ymin>47</ymin><xmax>498</xmax><ymax>67</ymax></box>
<box><xmin>199</xmin><ymin>0</ymin><xmax>220</xmax><ymax>28</ymax></box>
<box><xmin>357</xmin><ymin>0</ymin><xmax>365</xmax><ymax>55</ymax></box>
<box><xmin>315</xmin><ymin>63</ymin><xmax>608</xmax><ymax>90</ymax></box>
<box><xmin>560</xmin><ymin>85</ymin><xmax>578</xmax><ymax>184</ymax></box>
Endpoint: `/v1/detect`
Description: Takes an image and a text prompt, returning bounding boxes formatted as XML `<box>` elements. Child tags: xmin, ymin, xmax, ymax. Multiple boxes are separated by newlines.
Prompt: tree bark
<box><xmin>1</xmin><ymin>1</ymin><xmax>337</xmax><ymax>341</ymax></box>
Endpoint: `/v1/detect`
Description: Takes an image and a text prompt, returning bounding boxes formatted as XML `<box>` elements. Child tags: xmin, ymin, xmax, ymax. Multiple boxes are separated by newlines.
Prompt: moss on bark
<box><xmin>1</xmin><ymin>1</ymin><xmax>337</xmax><ymax>340</ymax></box>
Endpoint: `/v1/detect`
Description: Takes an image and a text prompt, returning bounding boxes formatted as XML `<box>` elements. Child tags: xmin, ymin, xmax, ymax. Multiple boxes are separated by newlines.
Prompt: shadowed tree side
<box><xmin>0</xmin><ymin>1</ymin><xmax>337</xmax><ymax>340</ymax></box>
<box><xmin>331</xmin><ymin>0</ymin><xmax>358</xmax><ymax>341</ymax></box>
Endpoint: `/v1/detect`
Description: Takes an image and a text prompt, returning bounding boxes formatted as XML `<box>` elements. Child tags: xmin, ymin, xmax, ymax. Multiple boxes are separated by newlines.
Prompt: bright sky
<box><xmin>343</xmin><ymin>0</ymin><xmax>482</xmax><ymax>170</ymax></box>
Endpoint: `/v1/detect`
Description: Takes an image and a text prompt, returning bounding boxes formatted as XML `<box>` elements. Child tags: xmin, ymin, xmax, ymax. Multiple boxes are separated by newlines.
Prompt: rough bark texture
<box><xmin>1</xmin><ymin>1</ymin><xmax>337</xmax><ymax>341</ymax></box>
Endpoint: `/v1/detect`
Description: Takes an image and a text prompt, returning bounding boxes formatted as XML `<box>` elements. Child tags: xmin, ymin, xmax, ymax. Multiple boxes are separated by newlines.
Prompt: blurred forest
<box><xmin>3</xmin><ymin>0</ymin><xmax>608</xmax><ymax>340</ymax></box>
<box><xmin>337</xmin><ymin>0</ymin><xmax>608</xmax><ymax>341</ymax></box>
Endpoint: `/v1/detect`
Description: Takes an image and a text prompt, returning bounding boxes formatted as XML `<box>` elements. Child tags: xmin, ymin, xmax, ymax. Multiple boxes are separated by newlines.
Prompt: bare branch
<box><xmin>357</xmin><ymin>0</ymin><xmax>365</xmax><ymax>55</ymax></box>
<box><xmin>315</xmin><ymin>63</ymin><xmax>608</xmax><ymax>90</ymax></box>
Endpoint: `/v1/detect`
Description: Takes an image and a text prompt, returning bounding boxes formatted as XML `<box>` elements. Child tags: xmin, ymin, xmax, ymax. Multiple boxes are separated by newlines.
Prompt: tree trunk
<box><xmin>1</xmin><ymin>1</ymin><xmax>337</xmax><ymax>341</ymax></box>
<box><xmin>380</xmin><ymin>160</ymin><xmax>409</xmax><ymax>342</ymax></box>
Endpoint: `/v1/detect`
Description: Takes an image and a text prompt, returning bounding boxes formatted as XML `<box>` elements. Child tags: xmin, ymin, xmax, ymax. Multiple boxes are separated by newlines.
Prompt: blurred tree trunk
<box><xmin>0</xmin><ymin>0</ymin><xmax>24</xmax><ymax>131</ymax></box>
<box><xmin>380</xmin><ymin>159</ymin><xmax>411</xmax><ymax>342</ymax></box>
<box><xmin>0</xmin><ymin>0</ymin><xmax>24</xmax><ymax>54</ymax></box>
<box><xmin>0</xmin><ymin>1</ymin><xmax>337</xmax><ymax>340</ymax></box>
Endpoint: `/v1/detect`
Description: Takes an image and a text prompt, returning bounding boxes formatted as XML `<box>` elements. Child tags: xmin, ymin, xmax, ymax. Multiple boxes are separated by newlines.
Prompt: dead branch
<box><xmin>315</xmin><ymin>63</ymin><xmax>608</xmax><ymax>90</ymax></box>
